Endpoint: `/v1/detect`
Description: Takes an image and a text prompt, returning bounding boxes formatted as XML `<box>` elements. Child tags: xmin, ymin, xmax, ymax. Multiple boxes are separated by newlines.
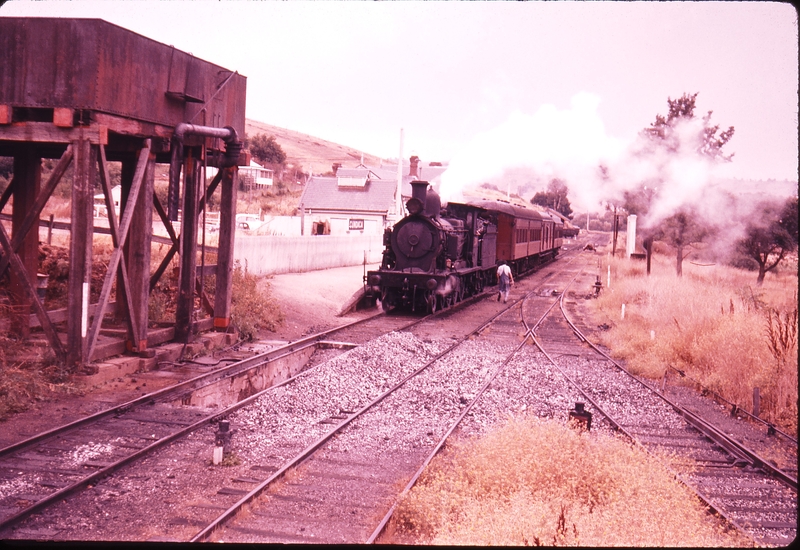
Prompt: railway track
<box><xmin>0</xmin><ymin>237</ymin><xmax>590</xmax><ymax>540</ymax></box>
<box><xmin>7</xmin><ymin>231</ymin><xmax>789</xmax><ymax>544</ymax></box>
<box><xmin>190</xmin><ymin>244</ymin><xmax>595</xmax><ymax>542</ymax></box>
<box><xmin>522</xmin><ymin>270</ymin><xmax>798</xmax><ymax>546</ymax></box>
<box><xmin>0</xmin><ymin>309</ymin><xmax>428</xmax><ymax>536</ymax></box>
<box><xmin>368</xmin><ymin>263</ymin><xmax>796</xmax><ymax>546</ymax></box>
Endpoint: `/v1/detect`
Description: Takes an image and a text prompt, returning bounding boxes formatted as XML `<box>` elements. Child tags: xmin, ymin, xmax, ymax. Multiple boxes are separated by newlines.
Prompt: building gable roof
<box><xmin>300</xmin><ymin>176</ymin><xmax>397</xmax><ymax>213</ymax></box>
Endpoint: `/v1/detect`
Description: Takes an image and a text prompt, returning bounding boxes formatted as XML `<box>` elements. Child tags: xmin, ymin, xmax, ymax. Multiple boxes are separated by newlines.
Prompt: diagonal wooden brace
<box><xmin>86</xmin><ymin>141</ymin><xmax>151</xmax><ymax>361</ymax></box>
<box><xmin>0</xmin><ymin>222</ymin><xmax>66</xmax><ymax>363</ymax></box>
<box><xmin>0</xmin><ymin>145</ymin><xmax>74</xmax><ymax>280</ymax></box>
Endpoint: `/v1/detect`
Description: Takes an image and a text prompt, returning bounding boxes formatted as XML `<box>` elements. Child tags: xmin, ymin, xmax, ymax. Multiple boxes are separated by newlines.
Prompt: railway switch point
<box><xmin>213</xmin><ymin>420</ymin><xmax>235</xmax><ymax>465</ymax></box>
<box><xmin>593</xmin><ymin>276</ymin><xmax>602</xmax><ymax>296</ymax></box>
<box><xmin>214</xmin><ymin>420</ymin><xmax>233</xmax><ymax>455</ymax></box>
<box><xmin>568</xmin><ymin>402</ymin><xmax>592</xmax><ymax>432</ymax></box>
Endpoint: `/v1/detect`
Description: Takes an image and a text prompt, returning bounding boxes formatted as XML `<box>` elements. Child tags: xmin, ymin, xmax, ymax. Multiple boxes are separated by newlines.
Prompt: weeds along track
<box><xmin>0</xmin><ymin>240</ymin><xmax>593</xmax><ymax>542</ymax></box>
<box><xmin>524</xmin><ymin>271</ymin><xmax>797</xmax><ymax>547</ymax></box>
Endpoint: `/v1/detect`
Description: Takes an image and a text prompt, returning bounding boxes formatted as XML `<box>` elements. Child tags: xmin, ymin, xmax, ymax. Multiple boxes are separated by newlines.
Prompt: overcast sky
<box><xmin>2</xmin><ymin>1</ymin><xmax>798</xmax><ymax>195</ymax></box>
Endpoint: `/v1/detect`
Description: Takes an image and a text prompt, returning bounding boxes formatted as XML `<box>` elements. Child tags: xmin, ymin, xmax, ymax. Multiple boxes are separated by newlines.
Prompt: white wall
<box><xmin>303</xmin><ymin>212</ymin><xmax>387</xmax><ymax>236</ymax></box>
<box><xmin>256</xmin><ymin>215</ymin><xmax>302</xmax><ymax>236</ymax></box>
<box><xmin>234</xmin><ymin>234</ymin><xmax>384</xmax><ymax>275</ymax></box>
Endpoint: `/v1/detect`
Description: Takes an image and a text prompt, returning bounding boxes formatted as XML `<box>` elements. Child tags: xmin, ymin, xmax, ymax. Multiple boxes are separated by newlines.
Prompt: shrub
<box><xmin>230</xmin><ymin>262</ymin><xmax>284</xmax><ymax>340</ymax></box>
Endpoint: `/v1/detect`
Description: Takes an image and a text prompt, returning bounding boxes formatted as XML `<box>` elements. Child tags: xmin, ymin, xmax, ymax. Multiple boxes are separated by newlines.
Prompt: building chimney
<box><xmin>409</xmin><ymin>156</ymin><xmax>420</xmax><ymax>178</ymax></box>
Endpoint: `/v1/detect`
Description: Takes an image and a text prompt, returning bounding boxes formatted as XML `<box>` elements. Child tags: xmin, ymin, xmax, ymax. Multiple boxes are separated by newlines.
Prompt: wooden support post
<box><xmin>9</xmin><ymin>148</ymin><xmax>41</xmax><ymax>338</ymax></box>
<box><xmin>127</xmin><ymin>149</ymin><xmax>155</xmax><ymax>351</ymax></box>
<box><xmin>753</xmin><ymin>387</ymin><xmax>761</xmax><ymax>418</ymax></box>
<box><xmin>67</xmin><ymin>137</ymin><xmax>96</xmax><ymax>369</ymax></box>
<box><xmin>149</xmin><ymin>193</ymin><xmax>180</xmax><ymax>292</ymax></box>
<box><xmin>214</xmin><ymin>165</ymin><xmax>237</xmax><ymax>330</ymax></box>
<box><xmin>175</xmin><ymin>150</ymin><xmax>200</xmax><ymax>343</ymax></box>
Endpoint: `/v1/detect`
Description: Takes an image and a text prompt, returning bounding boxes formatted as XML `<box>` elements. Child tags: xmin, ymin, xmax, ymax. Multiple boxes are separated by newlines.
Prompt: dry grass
<box><xmin>0</xmin><ymin>331</ymin><xmax>81</xmax><ymax>420</ymax></box>
<box><xmin>230</xmin><ymin>262</ymin><xmax>285</xmax><ymax>340</ymax></box>
<box><xmin>593</xmin><ymin>252</ymin><xmax>798</xmax><ymax>434</ymax></box>
<box><xmin>389</xmin><ymin>416</ymin><xmax>746</xmax><ymax>546</ymax></box>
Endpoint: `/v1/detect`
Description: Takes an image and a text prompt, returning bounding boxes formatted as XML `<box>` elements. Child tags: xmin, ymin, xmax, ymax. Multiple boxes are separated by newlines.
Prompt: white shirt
<box><xmin>497</xmin><ymin>264</ymin><xmax>512</xmax><ymax>279</ymax></box>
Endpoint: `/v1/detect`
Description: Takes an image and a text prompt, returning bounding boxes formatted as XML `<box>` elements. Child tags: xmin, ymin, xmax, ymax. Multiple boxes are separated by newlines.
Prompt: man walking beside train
<box><xmin>497</xmin><ymin>261</ymin><xmax>513</xmax><ymax>303</ymax></box>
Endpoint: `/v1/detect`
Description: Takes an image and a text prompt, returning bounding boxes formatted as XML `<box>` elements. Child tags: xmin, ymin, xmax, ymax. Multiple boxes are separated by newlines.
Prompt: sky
<box><xmin>1</xmin><ymin>1</ymin><xmax>798</xmax><ymax>213</ymax></box>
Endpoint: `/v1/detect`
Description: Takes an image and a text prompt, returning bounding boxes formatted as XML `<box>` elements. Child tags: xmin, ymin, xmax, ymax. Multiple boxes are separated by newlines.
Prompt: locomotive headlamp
<box><xmin>406</xmin><ymin>197</ymin><xmax>424</xmax><ymax>215</ymax></box>
<box><xmin>426</xmin><ymin>278</ymin><xmax>438</xmax><ymax>290</ymax></box>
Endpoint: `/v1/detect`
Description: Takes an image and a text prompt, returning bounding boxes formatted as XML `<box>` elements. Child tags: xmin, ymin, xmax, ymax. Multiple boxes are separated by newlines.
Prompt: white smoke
<box><xmin>440</xmin><ymin>92</ymin><xmax>626</xmax><ymax>210</ymax></box>
<box><xmin>441</xmin><ymin>91</ymin><xmax>796</xmax><ymax>261</ymax></box>
<box><xmin>445</xmin><ymin>94</ymin><xmax>746</xmax><ymax>215</ymax></box>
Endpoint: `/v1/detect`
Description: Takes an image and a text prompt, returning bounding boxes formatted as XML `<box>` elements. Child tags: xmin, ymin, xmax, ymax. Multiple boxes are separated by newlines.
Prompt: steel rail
<box><xmin>190</xmin><ymin>291</ymin><xmax>525</xmax><ymax>542</ymax></box>
<box><xmin>367</xmin><ymin>253</ymin><xmax>595</xmax><ymax>543</ymax></box>
<box><xmin>558</xmin><ymin>296</ymin><xmax>798</xmax><ymax>491</ymax></box>
<box><xmin>665</xmin><ymin>364</ymin><xmax>797</xmax><ymax>444</ymax></box>
<box><xmin>0</xmin><ymin>309</ymin><xmax>447</xmax><ymax>534</ymax></box>
<box><xmin>550</xmin><ymin>286</ymin><xmax>796</xmax><ymax>544</ymax></box>
<box><xmin>0</xmin><ymin>321</ymin><xmax>390</xmax><ymax>533</ymax></box>
<box><xmin>0</xmin><ymin>307</ymin><xmax>436</xmax><ymax>533</ymax></box>
<box><xmin>521</xmin><ymin>278</ymin><xmax>766</xmax><ymax>544</ymax></box>
<box><xmin>0</xmin><ymin>311</ymin><xmax>389</xmax><ymax>459</ymax></box>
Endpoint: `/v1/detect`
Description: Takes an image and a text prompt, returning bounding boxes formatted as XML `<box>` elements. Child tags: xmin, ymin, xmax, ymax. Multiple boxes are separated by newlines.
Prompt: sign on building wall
<box><xmin>349</xmin><ymin>218</ymin><xmax>365</xmax><ymax>231</ymax></box>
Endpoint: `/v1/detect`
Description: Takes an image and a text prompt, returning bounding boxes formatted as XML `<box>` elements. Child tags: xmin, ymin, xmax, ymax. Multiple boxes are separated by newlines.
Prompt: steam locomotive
<box><xmin>364</xmin><ymin>181</ymin><xmax>564</xmax><ymax>313</ymax></box>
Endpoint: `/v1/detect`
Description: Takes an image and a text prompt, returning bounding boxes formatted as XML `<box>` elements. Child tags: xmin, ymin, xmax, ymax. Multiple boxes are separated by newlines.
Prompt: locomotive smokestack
<box><xmin>410</xmin><ymin>180</ymin><xmax>429</xmax><ymax>204</ymax></box>
<box><xmin>409</xmin><ymin>155</ymin><xmax>420</xmax><ymax>178</ymax></box>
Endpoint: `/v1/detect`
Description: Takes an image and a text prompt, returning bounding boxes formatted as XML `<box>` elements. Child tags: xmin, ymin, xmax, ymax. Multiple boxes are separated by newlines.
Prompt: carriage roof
<box><xmin>464</xmin><ymin>199</ymin><xmax>548</xmax><ymax>222</ymax></box>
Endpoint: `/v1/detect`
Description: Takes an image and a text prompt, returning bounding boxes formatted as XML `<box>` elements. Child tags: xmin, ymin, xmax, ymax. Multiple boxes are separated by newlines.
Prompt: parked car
<box><xmin>236</xmin><ymin>214</ymin><xmax>264</xmax><ymax>231</ymax></box>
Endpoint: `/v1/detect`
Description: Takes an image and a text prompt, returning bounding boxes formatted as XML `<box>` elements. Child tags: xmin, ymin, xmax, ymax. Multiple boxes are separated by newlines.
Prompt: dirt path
<box><xmin>260</xmin><ymin>263</ymin><xmax>380</xmax><ymax>340</ymax></box>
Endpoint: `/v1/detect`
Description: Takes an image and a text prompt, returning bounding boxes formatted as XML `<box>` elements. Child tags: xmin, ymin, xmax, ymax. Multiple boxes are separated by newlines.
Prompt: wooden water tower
<box><xmin>0</xmin><ymin>18</ymin><xmax>248</xmax><ymax>370</ymax></box>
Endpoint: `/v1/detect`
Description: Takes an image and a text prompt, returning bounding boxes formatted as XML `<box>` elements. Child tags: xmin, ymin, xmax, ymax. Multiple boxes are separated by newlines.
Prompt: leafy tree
<box><xmin>247</xmin><ymin>133</ymin><xmax>286</xmax><ymax>166</ymax></box>
<box><xmin>0</xmin><ymin>156</ymin><xmax>14</xmax><ymax>192</ymax></box>
<box><xmin>630</xmin><ymin>93</ymin><xmax>734</xmax><ymax>276</ymax></box>
<box><xmin>649</xmin><ymin>206</ymin><xmax>715</xmax><ymax>276</ymax></box>
<box><xmin>779</xmin><ymin>196</ymin><xmax>798</xmax><ymax>247</ymax></box>
<box><xmin>735</xmin><ymin>197</ymin><xmax>798</xmax><ymax>285</ymax></box>
<box><xmin>640</xmin><ymin>92</ymin><xmax>735</xmax><ymax>161</ymax></box>
<box><xmin>531</xmin><ymin>178</ymin><xmax>573</xmax><ymax>219</ymax></box>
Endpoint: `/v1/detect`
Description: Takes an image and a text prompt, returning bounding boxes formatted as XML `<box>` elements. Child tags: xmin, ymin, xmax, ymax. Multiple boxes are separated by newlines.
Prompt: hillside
<box><xmin>245</xmin><ymin>118</ymin><xmax>385</xmax><ymax>175</ymax></box>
